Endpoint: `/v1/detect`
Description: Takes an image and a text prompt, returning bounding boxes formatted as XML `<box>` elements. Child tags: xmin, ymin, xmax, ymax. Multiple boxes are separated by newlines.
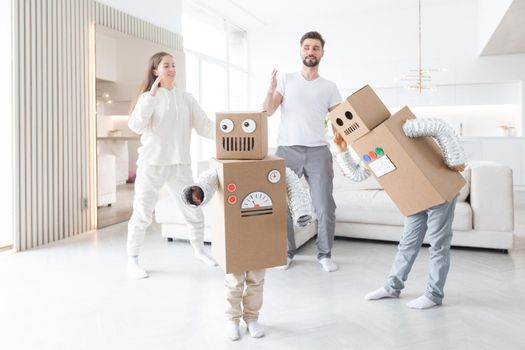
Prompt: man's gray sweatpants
<box><xmin>276</xmin><ymin>145</ymin><xmax>336</xmax><ymax>260</ymax></box>
<box><xmin>385</xmin><ymin>196</ymin><xmax>458</xmax><ymax>304</ymax></box>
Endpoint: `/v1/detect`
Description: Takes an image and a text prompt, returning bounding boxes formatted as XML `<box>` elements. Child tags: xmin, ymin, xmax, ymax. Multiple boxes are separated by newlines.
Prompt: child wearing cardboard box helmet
<box><xmin>181</xmin><ymin>112</ymin><xmax>313</xmax><ymax>341</ymax></box>
<box><xmin>332</xmin><ymin>89</ymin><xmax>466</xmax><ymax>310</ymax></box>
<box><xmin>126</xmin><ymin>52</ymin><xmax>217</xmax><ymax>279</ymax></box>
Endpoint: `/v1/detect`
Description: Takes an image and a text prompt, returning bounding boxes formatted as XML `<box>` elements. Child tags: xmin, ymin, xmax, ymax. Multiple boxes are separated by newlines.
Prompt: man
<box><xmin>263</xmin><ymin>31</ymin><xmax>341</xmax><ymax>272</ymax></box>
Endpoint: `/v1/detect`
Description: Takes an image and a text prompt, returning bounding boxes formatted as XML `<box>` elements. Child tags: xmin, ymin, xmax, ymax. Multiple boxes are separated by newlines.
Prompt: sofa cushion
<box><xmin>457</xmin><ymin>167</ymin><xmax>471</xmax><ymax>202</ymax></box>
<box><xmin>334</xmin><ymin>189</ymin><xmax>472</xmax><ymax>231</ymax></box>
<box><xmin>334</xmin><ymin>190</ymin><xmax>401</xmax><ymax>225</ymax></box>
<box><xmin>155</xmin><ymin>196</ymin><xmax>212</xmax><ymax>227</ymax></box>
<box><xmin>469</xmin><ymin>161</ymin><xmax>514</xmax><ymax>232</ymax></box>
<box><xmin>451</xmin><ymin>202</ymin><xmax>472</xmax><ymax>230</ymax></box>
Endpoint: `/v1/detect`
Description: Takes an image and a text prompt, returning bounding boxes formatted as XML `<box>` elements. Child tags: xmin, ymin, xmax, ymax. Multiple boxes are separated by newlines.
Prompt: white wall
<box><xmin>96</xmin><ymin>0</ymin><xmax>182</xmax><ymax>34</ymax></box>
<box><xmin>246</xmin><ymin>0</ymin><xmax>525</xmax><ymax>183</ymax></box>
<box><xmin>0</xmin><ymin>0</ymin><xmax>13</xmax><ymax>247</ymax></box>
<box><xmin>95</xmin><ymin>33</ymin><xmax>117</xmax><ymax>82</ymax></box>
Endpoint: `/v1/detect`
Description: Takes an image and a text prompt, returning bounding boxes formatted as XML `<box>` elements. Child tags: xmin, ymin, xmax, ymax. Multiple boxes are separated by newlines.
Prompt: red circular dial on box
<box><xmin>227</xmin><ymin>183</ymin><xmax>236</xmax><ymax>192</ymax></box>
<box><xmin>228</xmin><ymin>195</ymin><xmax>237</xmax><ymax>204</ymax></box>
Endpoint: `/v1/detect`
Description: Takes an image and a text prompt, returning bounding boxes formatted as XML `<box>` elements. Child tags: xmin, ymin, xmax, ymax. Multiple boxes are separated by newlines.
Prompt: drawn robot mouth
<box><xmin>343</xmin><ymin>122</ymin><xmax>360</xmax><ymax>136</ymax></box>
<box><xmin>222</xmin><ymin>137</ymin><xmax>255</xmax><ymax>151</ymax></box>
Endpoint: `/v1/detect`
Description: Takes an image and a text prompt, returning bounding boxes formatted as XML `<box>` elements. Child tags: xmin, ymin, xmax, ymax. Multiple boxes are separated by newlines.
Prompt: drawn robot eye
<box><xmin>241</xmin><ymin>119</ymin><xmax>256</xmax><ymax>133</ymax></box>
<box><xmin>220</xmin><ymin>119</ymin><xmax>234</xmax><ymax>133</ymax></box>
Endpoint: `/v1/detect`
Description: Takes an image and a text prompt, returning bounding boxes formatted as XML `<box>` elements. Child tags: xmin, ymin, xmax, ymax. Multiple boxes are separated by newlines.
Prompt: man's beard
<box><xmin>303</xmin><ymin>56</ymin><xmax>319</xmax><ymax>67</ymax></box>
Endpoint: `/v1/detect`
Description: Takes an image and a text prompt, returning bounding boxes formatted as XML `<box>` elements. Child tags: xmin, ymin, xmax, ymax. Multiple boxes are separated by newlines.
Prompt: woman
<box><xmin>126</xmin><ymin>51</ymin><xmax>216</xmax><ymax>278</ymax></box>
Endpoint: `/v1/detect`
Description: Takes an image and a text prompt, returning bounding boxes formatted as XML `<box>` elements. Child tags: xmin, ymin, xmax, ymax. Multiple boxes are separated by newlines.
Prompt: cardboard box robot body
<box><xmin>211</xmin><ymin>112</ymin><xmax>287</xmax><ymax>274</ymax></box>
<box><xmin>329</xmin><ymin>85</ymin><xmax>465</xmax><ymax>217</ymax></box>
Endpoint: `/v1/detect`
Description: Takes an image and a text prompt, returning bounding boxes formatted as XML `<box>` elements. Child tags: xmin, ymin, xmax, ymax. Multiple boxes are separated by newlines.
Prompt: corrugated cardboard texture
<box><xmin>216</xmin><ymin>111</ymin><xmax>268</xmax><ymax>160</ymax></box>
<box><xmin>329</xmin><ymin>85</ymin><xmax>390</xmax><ymax>142</ymax></box>
<box><xmin>352</xmin><ymin>107</ymin><xmax>465</xmax><ymax>216</ymax></box>
<box><xmin>210</xmin><ymin>156</ymin><xmax>287</xmax><ymax>274</ymax></box>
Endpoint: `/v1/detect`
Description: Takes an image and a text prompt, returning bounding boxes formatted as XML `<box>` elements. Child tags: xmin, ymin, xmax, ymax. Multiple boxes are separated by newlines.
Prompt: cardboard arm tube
<box><xmin>334</xmin><ymin>149</ymin><xmax>371</xmax><ymax>182</ymax></box>
<box><xmin>403</xmin><ymin>118</ymin><xmax>466</xmax><ymax>167</ymax></box>
<box><xmin>180</xmin><ymin>169</ymin><xmax>219</xmax><ymax>208</ymax></box>
<box><xmin>285</xmin><ymin>168</ymin><xmax>314</xmax><ymax>227</ymax></box>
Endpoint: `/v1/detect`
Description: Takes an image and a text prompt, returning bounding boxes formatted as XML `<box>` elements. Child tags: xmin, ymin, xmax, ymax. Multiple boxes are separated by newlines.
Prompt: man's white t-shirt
<box><xmin>276</xmin><ymin>72</ymin><xmax>342</xmax><ymax>147</ymax></box>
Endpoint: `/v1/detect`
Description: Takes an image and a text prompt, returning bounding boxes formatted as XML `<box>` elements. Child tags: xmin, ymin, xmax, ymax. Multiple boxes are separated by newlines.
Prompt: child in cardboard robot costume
<box><xmin>330</xmin><ymin>85</ymin><xmax>467</xmax><ymax>310</ymax></box>
<box><xmin>181</xmin><ymin>111</ymin><xmax>313</xmax><ymax>340</ymax></box>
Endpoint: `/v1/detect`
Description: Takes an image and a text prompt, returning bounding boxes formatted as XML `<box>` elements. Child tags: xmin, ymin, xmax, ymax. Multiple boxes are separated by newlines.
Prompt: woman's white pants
<box><xmin>127</xmin><ymin>164</ymin><xmax>204</xmax><ymax>256</ymax></box>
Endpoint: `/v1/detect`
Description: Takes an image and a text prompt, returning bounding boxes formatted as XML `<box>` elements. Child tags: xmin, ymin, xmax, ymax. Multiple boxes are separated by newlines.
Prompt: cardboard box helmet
<box><xmin>329</xmin><ymin>85</ymin><xmax>390</xmax><ymax>143</ymax></box>
<box><xmin>216</xmin><ymin>111</ymin><xmax>268</xmax><ymax>160</ymax></box>
<box><xmin>329</xmin><ymin>85</ymin><xmax>465</xmax><ymax>216</ymax></box>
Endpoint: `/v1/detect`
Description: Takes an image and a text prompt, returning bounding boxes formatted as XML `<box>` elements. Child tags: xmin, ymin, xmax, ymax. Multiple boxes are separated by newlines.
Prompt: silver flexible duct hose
<box><xmin>285</xmin><ymin>168</ymin><xmax>314</xmax><ymax>227</ymax></box>
<box><xmin>403</xmin><ymin>118</ymin><xmax>466</xmax><ymax>167</ymax></box>
<box><xmin>180</xmin><ymin>169</ymin><xmax>219</xmax><ymax>208</ymax></box>
<box><xmin>333</xmin><ymin>150</ymin><xmax>371</xmax><ymax>182</ymax></box>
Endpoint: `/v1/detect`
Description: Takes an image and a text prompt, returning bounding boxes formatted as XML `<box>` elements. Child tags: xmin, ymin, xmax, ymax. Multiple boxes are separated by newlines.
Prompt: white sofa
<box><xmin>155</xmin><ymin>160</ymin><xmax>514</xmax><ymax>252</ymax></box>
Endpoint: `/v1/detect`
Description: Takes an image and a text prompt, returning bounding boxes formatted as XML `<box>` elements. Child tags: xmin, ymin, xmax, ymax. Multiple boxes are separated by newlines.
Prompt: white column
<box><xmin>0</xmin><ymin>0</ymin><xmax>13</xmax><ymax>248</ymax></box>
<box><xmin>521</xmin><ymin>80</ymin><xmax>525</xmax><ymax>187</ymax></box>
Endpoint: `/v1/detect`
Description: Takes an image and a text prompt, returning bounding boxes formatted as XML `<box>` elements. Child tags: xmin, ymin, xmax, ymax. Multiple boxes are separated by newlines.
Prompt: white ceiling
<box><xmin>184</xmin><ymin>0</ymin><xmax>525</xmax><ymax>55</ymax></box>
<box><xmin>184</xmin><ymin>0</ymin><xmax>448</xmax><ymax>30</ymax></box>
<box><xmin>482</xmin><ymin>0</ymin><xmax>525</xmax><ymax>55</ymax></box>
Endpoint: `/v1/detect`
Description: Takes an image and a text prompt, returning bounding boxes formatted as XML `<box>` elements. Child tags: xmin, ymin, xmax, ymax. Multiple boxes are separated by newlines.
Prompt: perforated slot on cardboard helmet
<box><xmin>343</xmin><ymin>122</ymin><xmax>360</xmax><ymax>135</ymax></box>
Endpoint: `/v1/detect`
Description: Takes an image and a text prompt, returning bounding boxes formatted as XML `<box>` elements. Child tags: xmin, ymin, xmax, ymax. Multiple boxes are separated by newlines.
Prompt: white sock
<box><xmin>364</xmin><ymin>287</ymin><xmax>397</xmax><ymax>300</ymax></box>
<box><xmin>127</xmin><ymin>256</ymin><xmax>148</xmax><ymax>279</ymax></box>
<box><xmin>319</xmin><ymin>258</ymin><xmax>338</xmax><ymax>272</ymax></box>
<box><xmin>192</xmin><ymin>245</ymin><xmax>217</xmax><ymax>267</ymax></box>
<box><xmin>224</xmin><ymin>321</ymin><xmax>240</xmax><ymax>341</ymax></box>
<box><xmin>247</xmin><ymin>321</ymin><xmax>265</xmax><ymax>338</ymax></box>
<box><xmin>275</xmin><ymin>257</ymin><xmax>293</xmax><ymax>270</ymax></box>
<box><xmin>406</xmin><ymin>295</ymin><xmax>438</xmax><ymax>310</ymax></box>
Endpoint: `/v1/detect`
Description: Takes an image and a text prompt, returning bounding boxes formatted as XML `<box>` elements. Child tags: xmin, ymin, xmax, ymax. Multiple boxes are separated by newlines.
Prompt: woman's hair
<box><xmin>129</xmin><ymin>51</ymin><xmax>173</xmax><ymax>113</ymax></box>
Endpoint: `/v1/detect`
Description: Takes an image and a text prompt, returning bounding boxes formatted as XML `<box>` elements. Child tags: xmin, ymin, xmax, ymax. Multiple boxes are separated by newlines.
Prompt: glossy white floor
<box><xmin>97</xmin><ymin>183</ymin><xmax>135</xmax><ymax>229</ymax></box>
<box><xmin>1</xmin><ymin>191</ymin><xmax>524</xmax><ymax>350</ymax></box>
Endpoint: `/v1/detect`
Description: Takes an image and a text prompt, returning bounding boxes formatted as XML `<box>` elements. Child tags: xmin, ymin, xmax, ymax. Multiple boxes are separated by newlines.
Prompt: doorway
<box><xmin>95</xmin><ymin>25</ymin><xmax>185</xmax><ymax>228</ymax></box>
